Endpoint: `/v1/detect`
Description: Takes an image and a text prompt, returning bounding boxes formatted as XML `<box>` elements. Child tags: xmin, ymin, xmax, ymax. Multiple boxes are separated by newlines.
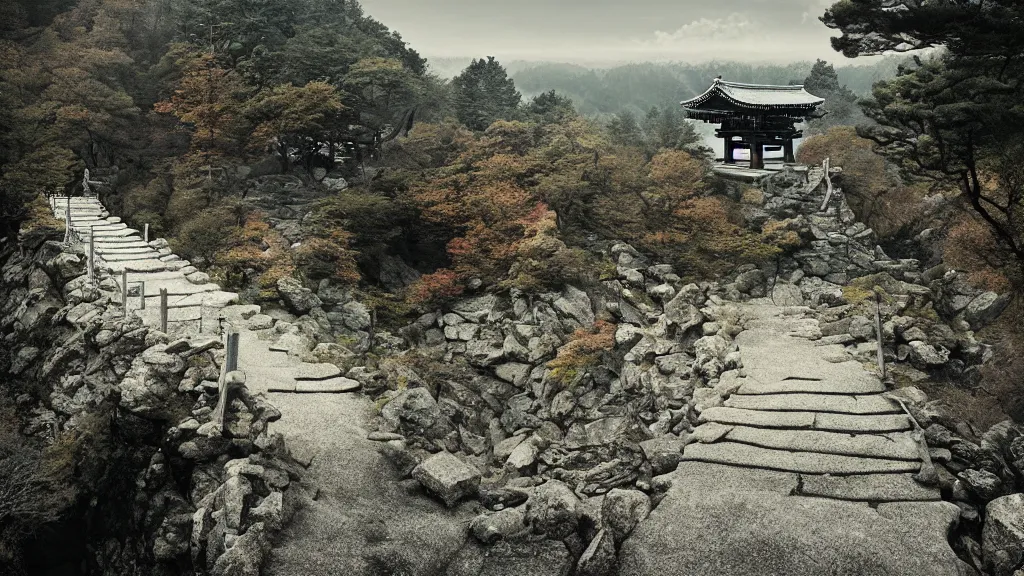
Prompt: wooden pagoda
<box><xmin>681</xmin><ymin>79</ymin><xmax>824</xmax><ymax>169</ymax></box>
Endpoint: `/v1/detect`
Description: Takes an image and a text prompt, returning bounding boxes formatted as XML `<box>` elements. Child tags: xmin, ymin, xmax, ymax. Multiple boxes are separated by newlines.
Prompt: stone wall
<box><xmin>0</xmin><ymin>229</ymin><xmax>299</xmax><ymax>576</ymax></box>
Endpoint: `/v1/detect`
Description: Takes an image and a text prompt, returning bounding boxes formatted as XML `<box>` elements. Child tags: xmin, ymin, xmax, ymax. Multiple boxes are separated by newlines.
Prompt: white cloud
<box><xmin>652</xmin><ymin>13</ymin><xmax>760</xmax><ymax>45</ymax></box>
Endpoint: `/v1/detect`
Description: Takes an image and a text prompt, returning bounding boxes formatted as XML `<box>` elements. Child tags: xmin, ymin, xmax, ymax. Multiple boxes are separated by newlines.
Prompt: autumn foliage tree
<box><xmin>245</xmin><ymin>81</ymin><xmax>343</xmax><ymax>172</ymax></box>
<box><xmin>797</xmin><ymin>126</ymin><xmax>931</xmax><ymax>240</ymax></box>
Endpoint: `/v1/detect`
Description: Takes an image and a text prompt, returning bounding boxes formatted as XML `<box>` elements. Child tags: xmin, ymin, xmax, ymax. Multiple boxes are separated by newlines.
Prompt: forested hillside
<box><xmin>0</xmin><ymin>0</ymin><xmax>780</xmax><ymax>317</ymax></box>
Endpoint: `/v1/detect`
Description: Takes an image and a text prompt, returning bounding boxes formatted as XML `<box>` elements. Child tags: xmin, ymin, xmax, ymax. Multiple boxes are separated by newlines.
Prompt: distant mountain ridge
<box><xmin>426</xmin><ymin>57</ymin><xmax>903</xmax><ymax>118</ymax></box>
<box><xmin>507</xmin><ymin>58</ymin><xmax>903</xmax><ymax>117</ymax></box>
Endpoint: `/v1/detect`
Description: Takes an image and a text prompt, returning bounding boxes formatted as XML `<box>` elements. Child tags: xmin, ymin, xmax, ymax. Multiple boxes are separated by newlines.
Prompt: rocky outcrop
<box><xmin>355</xmin><ymin>164</ymin><xmax>1021</xmax><ymax>575</ymax></box>
<box><xmin>0</xmin><ymin>228</ymin><xmax>298</xmax><ymax>576</ymax></box>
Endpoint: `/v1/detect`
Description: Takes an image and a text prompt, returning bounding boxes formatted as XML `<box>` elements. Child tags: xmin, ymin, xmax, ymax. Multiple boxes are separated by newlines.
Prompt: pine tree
<box><xmin>451</xmin><ymin>56</ymin><xmax>521</xmax><ymax>131</ymax></box>
<box><xmin>802</xmin><ymin>59</ymin><xmax>861</xmax><ymax>134</ymax></box>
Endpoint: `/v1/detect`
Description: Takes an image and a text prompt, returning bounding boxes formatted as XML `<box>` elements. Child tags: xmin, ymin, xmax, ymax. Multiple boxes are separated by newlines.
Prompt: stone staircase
<box><xmin>50</xmin><ymin>195</ymin><xmax>359</xmax><ymax>396</ymax></box>
<box><xmin>683</xmin><ymin>303</ymin><xmax>939</xmax><ymax>502</ymax></box>
<box><xmin>618</xmin><ymin>303</ymin><xmax>966</xmax><ymax>576</ymax></box>
<box><xmin>51</xmin><ymin>195</ymin><xmax>238</xmax><ymax>335</ymax></box>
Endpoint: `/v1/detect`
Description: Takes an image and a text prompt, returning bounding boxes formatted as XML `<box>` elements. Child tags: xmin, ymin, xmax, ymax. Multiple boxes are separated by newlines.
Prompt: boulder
<box><xmin>380</xmin><ymin>387</ymin><xmax>452</xmax><ymax>440</ymax></box>
<box><xmin>602</xmin><ymin>488</ymin><xmax>651</xmax><ymax>542</ymax></box>
<box><xmin>799</xmin><ymin>277</ymin><xmax>844</xmax><ymax>307</ymax></box>
<box><xmin>554</xmin><ymin>285</ymin><xmax>595</xmax><ymax>328</ymax></box>
<box><xmin>378</xmin><ymin>254</ymin><xmax>421</xmax><ymax>291</ymax></box>
<box><xmin>339</xmin><ymin>301</ymin><xmax>371</xmax><ymax>331</ymax></box>
<box><xmin>495</xmin><ymin>362</ymin><xmax>531</xmax><ymax>387</ymax></box>
<box><xmin>494</xmin><ymin>434</ymin><xmax>527</xmax><ymax>461</ymax></box>
<box><xmin>564</xmin><ymin>417</ymin><xmax>626</xmax><ymax>449</ymax></box>
<box><xmin>249</xmin><ymin>492</ymin><xmax>283</xmax><ymax>531</ymax></box>
<box><xmin>577</xmin><ymin>528</ymin><xmax>617</xmax><ymax>576</ymax></box>
<box><xmin>908</xmin><ymin>341</ymin><xmax>950</xmax><ymax>368</ymax></box>
<box><xmin>525</xmin><ymin>480</ymin><xmax>581</xmax><ymax>539</ymax></box>
<box><xmin>471</xmin><ymin>539</ymin><xmax>573</xmax><ymax>576</ymax></box>
<box><xmin>211</xmin><ymin>522</ymin><xmax>267</xmax><ymax>576</ymax></box>
<box><xmin>983</xmin><ymin>493</ymin><xmax>1024</xmax><ymax>576</ymax></box>
<box><xmin>963</xmin><ymin>291</ymin><xmax>1010</xmax><ymax>330</ymax></box>
<box><xmin>664</xmin><ymin>296</ymin><xmax>704</xmax><ymax>333</ymax></box>
<box><xmin>411</xmin><ymin>451</ymin><xmax>481</xmax><ymax>507</ymax></box>
<box><xmin>186</xmin><ymin>271</ymin><xmax>211</xmax><ymax>285</ymax></box>
<box><xmin>470</xmin><ymin>506</ymin><xmax>528</xmax><ymax>543</ymax></box>
<box><xmin>276</xmin><ymin>277</ymin><xmax>321</xmax><ymax>315</ymax></box>
<box><xmin>506</xmin><ymin>440</ymin><xmax>539</xmax><ymax>472</ymax></box>
<box><xmin>848</xmin><ymin>315</ymin><xmax>874</xmax><ymax>341</ymax></box>
<box><xmin>323</xmin><ymin>177</ymin><xmax>348</xmax><ymax>192</ymax></box>
<box><xmin>734</xmin><ymin>270</ymin><xmax>765</xmax><ymax>294</ymax></box>
<box><xmin>648</xmin><ymin>283</ymin><xmax>677</xmax><ymax>302</ymax></box>
<box><xmin>466</xmin><ymin>339</ymin><xmax>505</xmax><ymax>367</ymax></box>
<box><xmin>452</xmin><ymin>294</ymin><xmax>499</xmax><ymax>323</ymax></box>
<box><xmin>959</xmin><ymin>469</ymin><xmax>1004</xmax><ymax>501</ymax></box>
<box><xmin>639</xmin><ymin>436</ymin><xmax>685</xmax><ymax>475</ymax></box>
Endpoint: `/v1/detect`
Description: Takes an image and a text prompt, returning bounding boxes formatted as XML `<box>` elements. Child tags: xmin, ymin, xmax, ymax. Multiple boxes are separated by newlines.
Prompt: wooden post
<box><xmin>819</xmin><ymin>157</ymin><xmax>835</xmax><ymax>212</ymax></box>
<box><xmin>63</xmin><ymin>199</ymin><xmax>72</xmax><ymax>244</ymax></box>
<box><xmin>874</xmin><ymin>288</ymin><xmax>886</xmax><ymax>381</ymax></box>
<box><xmin>121</xmin><ymin>270</ymin><xmax>128</xmax><ymax>316</ymax></box>
<box><xmin>139</xmin><ymin>281</ymin><xmax>146</xmax><ymax>310</ymax></box>
<box><xmin>159</xmin><ymin>288</ymin><xmax>168</xmax><ymax>333</ymax></box>
<box><xmin>144</xmin><ymin>223</ymin><xmax>149</xmax><ymax>243</ymax></box>
<box><xmin>783</xmin><ymin>139</ymin><xmax>795</xmax><ymax>163</ymax></box>
<box><xmin>87</xmin><ymin>229</ymin><xmax>95</xmax><ymax>279</ymax></box>
<box><xmin>199</xmin><ymin>305</ymin><xmax>204</xmax><ymax>334</ymax></box>
<box><xmin>225</xmin><ymin>331</ymin><xmax>240</xmax><ymax>372</ymax></box>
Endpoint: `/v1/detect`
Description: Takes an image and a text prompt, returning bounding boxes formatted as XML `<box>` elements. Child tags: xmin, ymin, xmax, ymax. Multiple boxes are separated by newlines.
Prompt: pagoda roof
<box><xmin>681</xmin><ymin>79</ymin><xmax>824</xmax><ymax>112</ymax></box>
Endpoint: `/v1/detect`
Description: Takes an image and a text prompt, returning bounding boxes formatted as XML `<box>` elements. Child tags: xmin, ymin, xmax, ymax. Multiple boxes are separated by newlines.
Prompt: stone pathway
<box><xmin>684</xmin><ymin>302</ymin><xmax>937</xmax><ymax>502</ymax></box>
<box><xmin>53</xmin><ymin>195</ymin><xmax>469</xmax><ymax>574</ymax></box>
<box><xmin>51</xmin><ymin>196</ymin><xmax>238</xmax><ymax>335</ymax></box>
<box><xmin>619</xmin><ymin>302</ymin><xmax>972</xmax><ymax>576</ymax></box>
<box><xmin>238</xmin><ymin>330</ymin><xmax>471</xmax><ymax>576</ymax></box>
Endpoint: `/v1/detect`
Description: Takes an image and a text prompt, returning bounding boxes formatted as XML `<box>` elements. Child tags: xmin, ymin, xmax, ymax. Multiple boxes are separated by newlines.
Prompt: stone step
<box><xmin>724</xmin><ymin>393</ymin><xmax>901</xmax><ymax>415</ymax></box>
<box><xmin>720</xmin><ymin>425</ymin><xmax>920</xmax><ymax>460</ymax></box>
<box><xmin>814</xmin><ymin>412</ymin><xmax>913</xmax><ymax>433</ymax></box>
<box><xmin>268</xmin><ymin>376</ymin><xmax>361</xmax><ymax>394</ymax></box>
<box><xmin>681</xmin><ymin>442</ymin><xmax>921</xmax><ymax>475</ymax></box>
<box><xmin>96</xmin><ymin>246</ymin><xmax>158</xmax><ymax>255</ymax></box>
<box><xmin>95</xmin><ymin>237</ymin><xmax>148</xmax><ymax>245</ymax></box>
<box><xmin>699</xmin><ymin>407</ymin><xmax>912</xmax><ymax>433</ymax></box>
<box><xmin>736</xmin><ymin>377</ymin><xmax>885</xmax><ymax>396</ymax></box>
<box><xmin>103</xmin><ymin>260</ymin><xmax>169</xmax><ymax>273</ymax></box>
<box><xmin>74</xmin><ymin>222</ymin><xmax>127</xmax><ymax>231</ymax></box>
<box><xmin>99</xmin><ymin>253</ymin><xmax>165</xmax><ymax>262</ymax></box>
<box><xmin>89</xmin><ymin>230</ymin><xmax>138</xmax><ymax>238</ymax></box>
<box><xmin>800</xmin><ymin>473</ymin><xmax>940</xmax><ymax>502</ymax></box>
<box><xmin>293</xmin><ymin>363</ymin><xmax>343</xmax><ymax>381</ymax></box>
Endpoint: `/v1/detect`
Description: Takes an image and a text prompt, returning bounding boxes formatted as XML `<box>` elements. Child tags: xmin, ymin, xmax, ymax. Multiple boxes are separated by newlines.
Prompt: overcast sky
<box><xmin>359</xmin><ymin>0</ymin><xmax>856</xmax><ymax>65</ymax></box>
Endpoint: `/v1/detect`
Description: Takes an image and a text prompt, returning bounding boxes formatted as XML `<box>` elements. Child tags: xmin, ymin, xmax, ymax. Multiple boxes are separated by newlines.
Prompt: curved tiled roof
<box><xmin>681</xmin><ymin>79</ymin><xmax>825</xmax><ymax>110</ymax></box>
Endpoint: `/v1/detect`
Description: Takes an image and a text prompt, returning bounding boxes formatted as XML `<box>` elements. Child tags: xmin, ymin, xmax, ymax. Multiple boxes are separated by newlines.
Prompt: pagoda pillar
<box><xmin>783</xmin><ymin>139</ymin><xmax>795</xmax><ymax>163</ymax></box>
<box><xmin>749</xmin><ymin>137</ymin><xmax>763</xmax><ymax>170</ymax></box>
<box><xmin>724</xmin><ymin>139</ymin><xmax>735</xmax><ymax>164</ymax></box>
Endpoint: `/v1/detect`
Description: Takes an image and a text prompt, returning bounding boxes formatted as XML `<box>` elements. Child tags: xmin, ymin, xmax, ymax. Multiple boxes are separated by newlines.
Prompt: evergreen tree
<box><xmin>802</xmin><ymin>59</ymin><xmax>861</xmax><ymax>134</ymax></box>
<box><xmin>451</xmin><ymin>56</ymin><xmax>521</xmax><ymax>131</ymax></box>
<box><xmin>824</xmin><ymin>0</ymin><xmax>1024</xmax><ymax>275</ymax></box>
<box><xmin>526</xmin><ymin>90</ymin><xmax>576</xmax><ymax>124</ymax></box>
<box><xmin>803</xmin><ymin>59</ymin><xmax>842</xmax><ymax>94</ymax></box>
<box><xmin>607</xmin><ymin>110</ymin><xmax>642</xmax><ymax>147</ymax></box>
